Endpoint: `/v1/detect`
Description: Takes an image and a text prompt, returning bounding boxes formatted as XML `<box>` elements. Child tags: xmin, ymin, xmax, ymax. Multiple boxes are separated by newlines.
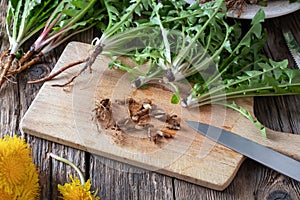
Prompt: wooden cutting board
<box><xmin>20</xmin><ymin>42</ymin><xmax>300</xmax><ymax>191</ymax></box>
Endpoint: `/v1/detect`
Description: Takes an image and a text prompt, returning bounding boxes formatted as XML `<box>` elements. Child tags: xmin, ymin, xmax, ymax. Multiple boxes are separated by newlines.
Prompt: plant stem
<box><xmin>49</xmin><ymin>153</ymin><xmax>85</xmax><ymax>185</ymax></box>
<box><xmin>100</xmin><ymin>0</ymin><xmax>142</xmax><ymax>41</ymax></box>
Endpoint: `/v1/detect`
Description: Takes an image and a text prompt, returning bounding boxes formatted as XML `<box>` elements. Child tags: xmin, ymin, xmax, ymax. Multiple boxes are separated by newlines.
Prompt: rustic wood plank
<box><xmin>175</xmin><ymin>159</ymin><xmax>300</xmax><ymax>200</ymax></box>
<box><xmin>89</xmin><ymin>155</ymin><xmax>175</xmax><ymax>200</ymax></box>
<box><xmin>0</xmin><ymin>1</ymin><xmax>299</xmax><ymax>199</ymax></box>
<box><xmin>0</xmin><ymin>0</ymin><xmax>20</xmax><ymax>137</ymax></box>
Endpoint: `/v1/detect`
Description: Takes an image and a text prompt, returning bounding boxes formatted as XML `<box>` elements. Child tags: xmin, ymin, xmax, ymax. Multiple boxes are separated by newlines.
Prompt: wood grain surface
<box><xmin>0</xmin><ymin>0</ymin><xmax>300</xmax><ymax>198</ymax></box>
<box><xmin>20</xmin><ymin>41</ymin><xmax>300</xmax><ymax>191</ymax></box>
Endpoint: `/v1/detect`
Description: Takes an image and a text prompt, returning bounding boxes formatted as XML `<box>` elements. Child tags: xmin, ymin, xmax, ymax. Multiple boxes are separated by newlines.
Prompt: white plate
<box><xmin>227</xmin><ymin>1</ymin><xmax>300</xmax><ymax>19</ymax></box>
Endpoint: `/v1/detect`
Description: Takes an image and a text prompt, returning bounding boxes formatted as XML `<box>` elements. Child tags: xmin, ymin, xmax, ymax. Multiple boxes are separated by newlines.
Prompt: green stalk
<box><xmin>34</xmin><ymin>0</ymin><xmax>98</xmax><ymax>51</ymax></box>
<box><xmin>184</xmin><ymin>59</ymin><xmax>300</xmax><ymax>108</ymax></box>
<box><xmin>81</xmin><ymin>0</ymin><xmax>144</xmax><ymax>73</ymax></box>
<box><xmin>153</xmin><ymin>1</ymin><xmax>172</xmax><ymax>64</ymax></box>
<box><xmin>8</xmin><ymin>1</ymin><xmax>22</xmax><ymax>53</ymax></box>
<box><xmin>197</xmin><ymin>59</ymin><xmax>265</xmax><ymax>102</ymax></box>
<box><xmin>21</xmin><ymin>1</ymin><xmax>55</xmax><ymax>41</ymax></box>
<box><xmin>49</xmin><ymin>153</ymin><xmax>85</xmax><ymax>185</ymax></box>
<box><xmin>100</xmin><ymin>0</ymin><xmax>142</xmax><ymax>41</ymax></box>
<box><xmin>191</xmin><ymin>84</ymin><xmax>300</xmax><ymax>107</ymax></box>
<box><xmin>17</xmin><ymin>0</ymin><xmax>103</xmax><ymax>72</ymax></box>
<box><xmin>183</xmin><ymin>24</ymin><xmax>231</xmax><ymax>78</ymax></box>
<box><xmin>173</xmin><ymin>0</ymin><xmax>223</xmax><ymax>68</ymax></box>
<box><xmin>16</xmin><ymin>1</ymin><xmax>30</xmax><ymax>44</ymax></box>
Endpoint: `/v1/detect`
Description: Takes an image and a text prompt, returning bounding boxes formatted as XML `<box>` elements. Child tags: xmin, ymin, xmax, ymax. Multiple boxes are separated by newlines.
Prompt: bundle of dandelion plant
<box><xmin>24</xmin><ymin>0</ymin><xmax>300</xmax><ymax>136</ymax></box>
<box><xmin>0</xmin><ymin>0</ymin><xmax>104</xmax><ymax>88</ymax></box>
<box><xmin>28</xmin><ymin>0</ymin><xmax>155</xmax><ymax>85</ymax></box>
<box><xmin>106</xmin><ymin>0</ymin><xmax>300</xmax><ymax>136</ymax></box>
<box><xmin>0</xmin><ymin>0</ymin><xmax>59</xmax><ymax>86</ymax></box>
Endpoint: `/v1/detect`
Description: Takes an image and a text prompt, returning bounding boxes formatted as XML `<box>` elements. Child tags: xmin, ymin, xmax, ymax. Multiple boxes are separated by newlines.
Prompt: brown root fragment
<box><xmin>94</xmin><ymin>98</ymin><xmax>113</xmax><ymax>129</ymax></box>
<box><xmin>27</xmin><ymin>59</ymin><xmax>86</xmax><ymax>84</ymax></box>
<box><xmin>131</xmin><ymin>103</ymin><xmax>151</xmax><ymax>122</ymax></box>
<box><xmin>19</xmin><ymin>46</ymin><xmax>36</xmax><ymax>66</ymax></box>
<box><xmin>51</xmin><ymin>75</ymin><xmax>78</xmax><ymax>87</ymax></box>
<box><xmin>0</xmin><ymin>50</ymin><xmax>9</xmax><ymax>64</ymax></box>
<box><xmin>8</xmin><ymin>54</ymin><xmax>43</xmax><ymax>75</ymax></box>
<box><xmin>165</xmin><ymin>114</ymin><xmax>181</xmax><ymax>130</ymax></box>
<box><xmin>28</xmin><ymin>42</ymin><xmax>104</xmax><ymax>86</ymax></box>
<box><xmin>0</xmin><ymin>54</ymin><xmax>15</xmax><ymax>87</ymax></box>
<box><xmin>158</xmin><ymin>128</ymin><xmax>176</xmax><ymax>138</ymax></box>
<box><xmin>127</xmin><ymin>98</ymin><xmax>152</xmax><ymax>122</ymax></box>
<box><xmin>152</xmin><ymin>129</ymin><xmax>174</xmax><ymax>144</ymax></box>
<box><xmin>95</xmin><ymin>96</ymin><xmax>181</xmax><ymax>145</ymax></box>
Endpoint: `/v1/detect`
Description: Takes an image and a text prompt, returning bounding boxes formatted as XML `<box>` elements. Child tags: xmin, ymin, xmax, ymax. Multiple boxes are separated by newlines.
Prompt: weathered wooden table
<box><xmin>0</xmin><ymin>1</ymin><xmax>299</xmax><ymax>199</ymax></box>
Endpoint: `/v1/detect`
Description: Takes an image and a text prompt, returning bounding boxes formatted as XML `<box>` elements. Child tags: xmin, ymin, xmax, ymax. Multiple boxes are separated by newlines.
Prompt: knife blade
<box><xmin>185</xmin><ymin>120</ymin><xmax>300</xmax><ymax>182</ymax></box>
<box><xmin>283</xmin><ymin>30</ymin><xmax>300</xmax><ymax>68</ymax></box>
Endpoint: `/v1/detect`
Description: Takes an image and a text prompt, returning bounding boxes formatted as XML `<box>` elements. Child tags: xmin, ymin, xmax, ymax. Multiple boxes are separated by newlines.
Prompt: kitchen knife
<box><xmin>283</xmin><ymin>30</ymin><xmax>300</xmax><ymax>68</ymax></box>
<box><xmin>185</xmin><ymin>120</ymin><xmax>300</xmax><ymax>182</ymax></box>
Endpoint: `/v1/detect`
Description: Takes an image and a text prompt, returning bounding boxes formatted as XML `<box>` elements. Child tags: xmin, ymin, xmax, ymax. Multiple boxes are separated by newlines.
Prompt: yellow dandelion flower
<box><xmin>0</xmin><ymin>135</ymin><xmax>32</xmax><ymax>193</ymax></box>
<box><xmin>17</xmin><ymin>163</ymin><xmax>40</xmax><ymax>200</ymax></box>
<box><xmin>0</xmin><ymin>135</ymin><xmax>40</xmax><ymax>199</ymax></box>
<box><xmin>0</xmin><ymin>153</ymin><xmax>27</xmax><ymax>189</ymax></box>
<box><xmin>58</xmin><ymin>176</ymin><xmax>100</xmax><ymax>200</ymax></box>
<box><xmin>50</xmin><ymin>153</ymin><xmax>100</xmax><ymax>200</ymax></box>
<box><xmin>0</xmin><ymin>187</ymin><xmax>15</xmax><ymax>199</ymax></box>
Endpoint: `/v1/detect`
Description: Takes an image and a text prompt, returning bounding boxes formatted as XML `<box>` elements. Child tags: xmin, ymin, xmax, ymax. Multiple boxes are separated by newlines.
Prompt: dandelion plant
<box><xmin>0</xmin><ymin>0</ymin><xmax>104</xmax><ymax>88</ymax></box>
<box><xmin>29</xmin><ymin>0</ymin><xmax>153</xmax><ymax>85</ymax></box>
<box><xmin>129</xmin><ymin>0</ymin><xmax>229</xmax><ymax>88</ymax></box>
<box><xmin>107</xmin><ymin>0</ymin><xmax>300</xmax><ymax>136</ymax></box>
<box><xmin>25</xmin><ymin>0</ymin><xmax>300</xmax><ymax>136</ymax></box>
<box><xmin>12</xmin><ymin>0</ymin><xmax>104</xmax><ymax>75</ymax></box>
<box><xmin>0</xmin><ymin>0</ymin><xmax>59</xmax><ymax>86</ymax></box>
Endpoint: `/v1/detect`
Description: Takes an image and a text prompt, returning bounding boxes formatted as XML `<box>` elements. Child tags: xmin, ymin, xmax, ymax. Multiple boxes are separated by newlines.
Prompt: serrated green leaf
<box><xmin>225</xmin><ymin>101</ymin><xmax>267</xmax><ymax>137</ymax></box>
<box><xmin>251</xmin><ymin>9</ymin><xmax>265</xmax><ymax>25</ymax></box>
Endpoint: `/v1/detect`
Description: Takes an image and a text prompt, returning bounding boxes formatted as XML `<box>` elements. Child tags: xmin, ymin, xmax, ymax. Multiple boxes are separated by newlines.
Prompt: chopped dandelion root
<box><xmin>94</xmin><ymin>97</ymin><xmax>181</xmax><ymax>144</ymax></box>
